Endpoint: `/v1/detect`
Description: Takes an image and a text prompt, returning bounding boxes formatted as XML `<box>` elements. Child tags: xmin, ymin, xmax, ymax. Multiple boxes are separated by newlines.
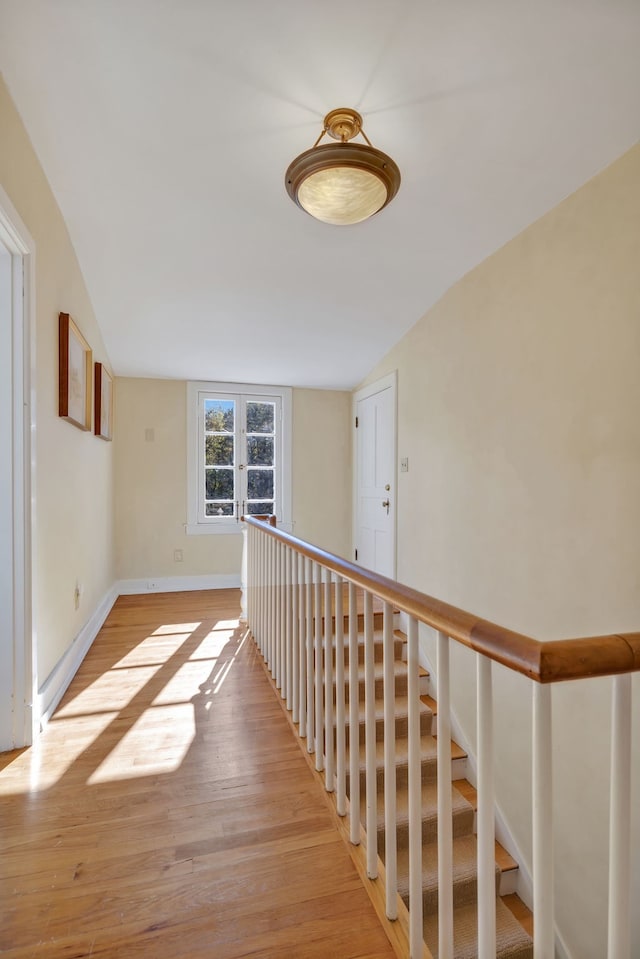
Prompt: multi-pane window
<box><xmin>244</xmin><ymin>400</ymin><xmax>276</xmax><ymax>516</ymax></box>
<box><xmin>187</xmin><ymin>383</ymin><xmax>291</xmax><ymax>533</ymax></box>
<box><xmin>204</xmin><ymin>398</ymin><xmax>235</xmax><ymax>516</ymax></box>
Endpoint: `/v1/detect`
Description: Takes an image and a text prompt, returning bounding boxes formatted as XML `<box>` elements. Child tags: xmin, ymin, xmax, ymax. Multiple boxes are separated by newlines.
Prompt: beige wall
<box><xmin>0</xmin><ymin>76</ymin><xmax>115</xmax><ymax>685</ymax></box>
<box><xmin>292</xmin><ymin>388</ymin><xmax>352</xmax><ymax>556</ymax></box>
<box><xmin>361</xmin><ymin>143</ymin><xmax>640</xmax><ymax>957</ymax></box>
<box><xmin>114</xmin><ymin>380</ymin><xmax>351</xmax><ymax>582</ymax></box>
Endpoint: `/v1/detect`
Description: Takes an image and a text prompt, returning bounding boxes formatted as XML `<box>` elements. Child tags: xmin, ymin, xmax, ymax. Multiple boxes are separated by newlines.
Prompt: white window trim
<box><xmin>186</xmin><ymin>380</ymin><xmax>292</xmax><ymax>535</ymax></box>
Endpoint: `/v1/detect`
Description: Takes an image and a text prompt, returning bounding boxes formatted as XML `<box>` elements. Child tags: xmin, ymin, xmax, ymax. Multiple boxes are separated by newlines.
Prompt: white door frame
<box><xmin>0</xmin><ymin>183</ymin><xmax>36</xmax><ymax>748</ymax></box>
<box><xmin>352</xmin><ymin>371</ymin><xmax>398</xmax><ymax>577</ymax></box>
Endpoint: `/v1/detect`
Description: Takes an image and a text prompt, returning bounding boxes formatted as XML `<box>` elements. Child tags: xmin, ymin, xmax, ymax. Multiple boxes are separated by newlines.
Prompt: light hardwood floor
<box><xmin>0</xmin><ymin>590</ymin><xmax>396</xmax><ymax>959</ymax></box>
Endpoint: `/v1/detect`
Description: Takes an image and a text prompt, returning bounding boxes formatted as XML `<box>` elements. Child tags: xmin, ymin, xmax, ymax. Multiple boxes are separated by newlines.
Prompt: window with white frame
<box><xmin>186</xmin><ymin>382</ymin><xmax>292</xmax><ymax>534</ymax></box>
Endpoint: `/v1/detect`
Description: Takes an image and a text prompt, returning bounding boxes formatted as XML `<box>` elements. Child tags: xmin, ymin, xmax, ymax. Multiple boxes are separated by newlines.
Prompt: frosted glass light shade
<box><xmin>285</xmin><ymin>141</ymin><xmax>400</xmax><ymax>226</ymax></box>
<box><xmin>298</xmin><ymin>166</ymin><xmax>387</xmax><ymax>225</ymax></box>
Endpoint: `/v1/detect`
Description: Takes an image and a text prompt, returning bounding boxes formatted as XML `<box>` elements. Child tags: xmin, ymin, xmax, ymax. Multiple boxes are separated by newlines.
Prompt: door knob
<box><xmin>382</xmin><ymin>499</ymin><xmax>390</xmax><ymax>514</ymax></box>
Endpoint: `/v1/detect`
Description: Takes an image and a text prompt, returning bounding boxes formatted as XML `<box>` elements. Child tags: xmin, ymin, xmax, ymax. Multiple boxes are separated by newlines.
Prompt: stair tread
<box><xmin>423</xmin><ymin>897</ymin><xmax>533</xmax><ymax>959</ymax></box>
<box><xmin>421</xmin><ymin>693</ymin><xmax>438</xmax><ymax>713</ymax></box>
<box><xmin>395</xmin><ymin>830</ymin><xmax>517</xmax><ymax>889</ymax></box>
<box><xmin>348</xmin><ymin>733</ymin><xmax>436</xmax><ymax>771</ymax></box>
<box><xmin>433</xmin><ymin>735</ymin><xmax>467</xmax><ymax>760</ymax></box>
<box><xmin>453</xmin><ymin>778</ymin><xmax>476</xmax><ymax>807</ymax></box>
<box><xmin>349</xmin><ymin>732</ymin><xmax>459</xmax><ymax>771</ymax></box>
<box><xmin>338</xmin><ymin>660</ymin><xmax>410</xmax><ymax>682</ymax></box>
<box><xmin>330</xmin><ymin>629</ymin><xmax>399</xmax><ymax>646</ymax></box>
<box><xmin>502</xmin><ymin>893</ymin><xmax>534</xmax><ymax>937</ymax></box>
<box><xmin>368</xmin><ymin>781</ymin><xmax>475</xmax><ymax>831</ymax></box>
<box><xmin>354</xmin><ymin>694</ymin><xmax>431</xmax><ymax>719</ymax></box>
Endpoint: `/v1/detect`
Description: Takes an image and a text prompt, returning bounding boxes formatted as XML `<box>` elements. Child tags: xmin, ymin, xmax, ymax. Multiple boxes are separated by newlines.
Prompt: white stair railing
<box><xmin>243</xmin><ymin>516</ymin><xmax>637</xmax><ymax>959</ymax></box>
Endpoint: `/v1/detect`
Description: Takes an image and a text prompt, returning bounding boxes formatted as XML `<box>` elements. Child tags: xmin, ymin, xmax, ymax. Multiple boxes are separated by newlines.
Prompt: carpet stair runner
<box><xmin>335</xmin><ymin>627</ymin><xmax>534</xmax><ymax>959</ymax></box>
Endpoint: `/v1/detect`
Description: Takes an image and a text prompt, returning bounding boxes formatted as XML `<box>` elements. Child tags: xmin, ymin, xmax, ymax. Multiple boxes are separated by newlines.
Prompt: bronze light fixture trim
<box><xmin>285</xmin><ymin>107</ymin><xmax>401</xmax><ymax>225</ymax></box>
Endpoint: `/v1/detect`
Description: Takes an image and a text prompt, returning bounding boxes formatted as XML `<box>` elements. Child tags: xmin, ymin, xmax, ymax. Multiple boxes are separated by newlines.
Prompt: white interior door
<box><xmin>0</xmin><ymin>187</ymin><xmax>34</xmax><ymax>750</ymax></box>
<box><xmin>354</xmin><ymin>373</ymin><xmax>397</xmax><ymax>578</ymax></box>
<box><xmin>0</xmin><ymin>241</ymin><xmax>14</xmax><ymax>749</ymax></box>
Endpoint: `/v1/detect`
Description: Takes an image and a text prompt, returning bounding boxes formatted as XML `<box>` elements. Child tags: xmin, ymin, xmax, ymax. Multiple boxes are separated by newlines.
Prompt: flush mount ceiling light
<box><xmin>285</xmin><ymin>108</ymin><xmax>401</xmax><ymax>225</ymax></box>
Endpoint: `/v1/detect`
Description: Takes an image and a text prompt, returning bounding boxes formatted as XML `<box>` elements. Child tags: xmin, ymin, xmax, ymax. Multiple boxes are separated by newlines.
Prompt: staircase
<box><xmin>246</xmin><ymin>516</ymin><xmax>640</xmax><ymax>959</ymax></box>
<box><xmin>336</xmin><ymin>619</ymin><xmax>534</xmax><ymax>959</ymax></box>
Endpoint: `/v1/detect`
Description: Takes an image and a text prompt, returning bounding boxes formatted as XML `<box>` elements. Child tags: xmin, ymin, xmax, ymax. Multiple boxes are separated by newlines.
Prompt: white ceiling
<box><xmin>1</xmin><ymin>1</ymin><xmax>639</xmax><ymax>389</ymax></box>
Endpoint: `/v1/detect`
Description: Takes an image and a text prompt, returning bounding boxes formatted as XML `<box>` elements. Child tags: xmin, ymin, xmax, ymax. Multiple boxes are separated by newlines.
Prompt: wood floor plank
<box><xmin>0</xmin><ymin>590</ymin><xmax>396</xmax><ymax>959</ymax></box>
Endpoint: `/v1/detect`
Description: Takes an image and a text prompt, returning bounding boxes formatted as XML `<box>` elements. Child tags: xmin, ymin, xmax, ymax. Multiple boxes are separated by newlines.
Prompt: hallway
<box><xmin>0</xmin><ymin>590</ymin><xmax>396</xmax><ymax>958</ymax></box>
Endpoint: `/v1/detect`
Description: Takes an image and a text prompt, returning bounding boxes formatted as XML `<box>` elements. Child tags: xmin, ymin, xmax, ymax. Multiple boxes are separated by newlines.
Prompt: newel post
<box><xmin>240</xmin><ymin>522</ymin><xmax>248</xmax><ymax>623</ymax></box>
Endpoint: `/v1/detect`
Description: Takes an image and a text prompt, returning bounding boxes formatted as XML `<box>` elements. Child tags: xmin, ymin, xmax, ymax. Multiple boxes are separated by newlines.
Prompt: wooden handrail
<box><xmin>243</xmin><ymin>516</ymin><xmax>640</xmax><ymax>684</ymax></box>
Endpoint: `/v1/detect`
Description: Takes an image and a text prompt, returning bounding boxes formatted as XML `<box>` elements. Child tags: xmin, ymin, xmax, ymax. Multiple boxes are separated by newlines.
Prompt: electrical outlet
<box><xmin>174</xmin><ymin>549</ymin><xmax>183</xmax><ymax>563</ymax></box>
<box><xmin>147</xmin><ymin>580</ymin><xmax>161</xmax><ymax>590</ymax></box>
<box><xmin>400</xmin><ymin>457</ymin><xmax>409</xmax><ymax>473</ymax></box>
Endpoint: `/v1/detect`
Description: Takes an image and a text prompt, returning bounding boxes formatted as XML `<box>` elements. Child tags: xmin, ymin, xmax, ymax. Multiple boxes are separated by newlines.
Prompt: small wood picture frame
<box><xmin>94</xmin><ymin>362</ymin><xmax>113</xmax><ymax>441</ymax></box>
<box><xmin>59</xmin><ymin>312</ymin><xmax>92</xmax><ymax>431</ymax></box>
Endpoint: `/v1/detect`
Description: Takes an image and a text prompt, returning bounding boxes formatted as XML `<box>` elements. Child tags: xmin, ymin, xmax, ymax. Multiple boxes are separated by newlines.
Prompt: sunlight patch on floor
<box><xmin>0</xmin><ymin>711</ymin><xmax>120</xmax><ymax>794</ymax></box>
<box><xmin>151</xmin><ymin>658</ymin><xmax>219</xmax><ymax>706</ymax></box>
<box><xmin>210</xmin><ymin>618</ymin><xmax>241</xmax><ymax>631</ymax></box>
<box><xmin>112</xmin><ymin>630</ymin><xmax>200</xmax><ymax>668</ymax></box>
<box><xmin>54</xmin><ymin>665</ymin><xmax>163</xmax><ymax>718</ymax></box>
<box><xmin>150</xmin><ymin>622</ymin><xmax>202</xmax><ymax>636</ymax></box>
<box><xmin>212</xmin><ymin>629</ymin><xmax>249</xmax><ymax>694</ymax></box>
<box><xmin>87</xmin><ymin>703</ymin><xmax>195</xmax><ymax>783</ymax></box>
<box><xmin>5</xmin><ymin>618</ymin><xmax>248</xmax><ymax>792</ymax></box>
<box><xmin>186</xmin><ymin>626</ymin><xmax>238</xmax><ymax>660</ymax></box>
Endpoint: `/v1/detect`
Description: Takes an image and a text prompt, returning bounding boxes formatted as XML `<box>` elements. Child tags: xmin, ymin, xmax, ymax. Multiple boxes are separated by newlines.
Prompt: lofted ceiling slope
<box><xmin>0</xmin><ymin>1</ymin><xmax>639</xmax><ymax>389</ymax></box>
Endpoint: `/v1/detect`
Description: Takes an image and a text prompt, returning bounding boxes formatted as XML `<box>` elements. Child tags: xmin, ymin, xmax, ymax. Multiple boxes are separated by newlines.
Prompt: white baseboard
<box><xmin>115</xmin><ymin>573</ymin><xmax>240</xmax><ymax>595</ymax></box>
<box><xmin>555</xmin><ymin>931</ymin><xmax>573</xmax><ymax>959</ymax></box>
<box><xmin>37</xmin><ymin>585</ymin><xmax>118</xmax><ymax>728</ymax></box>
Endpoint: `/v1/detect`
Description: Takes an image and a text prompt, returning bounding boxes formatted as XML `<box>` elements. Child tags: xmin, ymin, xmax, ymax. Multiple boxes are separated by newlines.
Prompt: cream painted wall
<box><xmin>114</xmin><ymin>378</ymin><xmax>243</xmax><ymax>579</ymax></box>
<box><xmin>114</xmin><ymin>379</ymin><xmax>351</xmax><ymax>581</ymax></box>
<box><xmin>360</xmin><ymin>144</ymin><xmax>640</xmax><ymax>958</ymax></box>
<box><xmin>0</xmin><ymin>76</ymin><xmax>115</xmax><ymax>685</ymax></box>
<box><xmin>292</xmin><ymin>388</ymin><xmax>351</xmax><ymax>557</ymax></box>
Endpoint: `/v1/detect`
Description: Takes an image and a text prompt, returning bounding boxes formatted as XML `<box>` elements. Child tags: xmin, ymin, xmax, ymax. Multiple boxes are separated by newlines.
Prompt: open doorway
<box><xmin>0</xmin><ymin>186</ymin><xmax>35</xmax><ymax>750</ymax></box>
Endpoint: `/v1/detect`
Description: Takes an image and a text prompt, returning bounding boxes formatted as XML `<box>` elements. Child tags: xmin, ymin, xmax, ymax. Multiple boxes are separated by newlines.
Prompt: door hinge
<box><xmin>355</xmin><ymin>416</ymin><xmax>359</xmax><ymax>428</ymax></box>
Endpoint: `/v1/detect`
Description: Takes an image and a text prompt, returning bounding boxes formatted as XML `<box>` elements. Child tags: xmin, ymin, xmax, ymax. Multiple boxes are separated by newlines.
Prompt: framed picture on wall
<box><xmin>59</xmin><ymin>312</ymin><xmax>92</xmax><ymax>430</ymax></box>
<box><xmin>94</xmin><ymin>362</ymin><xmax>113</xmax><ymax>441</ymax></box>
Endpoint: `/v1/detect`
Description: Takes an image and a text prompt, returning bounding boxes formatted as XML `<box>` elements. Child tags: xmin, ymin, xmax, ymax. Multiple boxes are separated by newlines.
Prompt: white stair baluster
<box><xmin>477</xmin><ymin>654</ymin><xmax>496</xmax><ymax>959</ymax></box>
<box><xmin>298</xmin><ymin>553</ymin><xmax>306</xmax><ymax>738</ymax></box>
<box><xmin>267</xmin><ymin>535</ymin><xmax>274</xmax><ymax>671</ymax></box>
<box><xmin>284</xmin><ymin>546</ymin><xmax>291</xmax><ymax>708</ymax></box>
<box><xmin>437</xmin><ymin>631</ymin><xmax>454</xmax><ymax>959</ymax></box>
<box><xmin>407</xmin><ymin>616</ymin><xmax>423</xmax><ymax>959</ymax></box>
<box><xmin>273</xmin><ymin>541</ymin><xmax>280</xmax><ymax>685</ymax></box>
<box><xmin>305</xmin><ymin>557</ymin><xmax>314</xmax><ymax>754</ymax></box>
<box><xmin>348</xmin><ymin>582</ymin><xmax>361</xmax><ymax>845</ymax></box>
<box><xmin>608</xmin><ymin>672</ymin><xmax>632</xmax><ymax>959</ymax></box>
<box><xmin>279</xmin><ymin>541</ymin><xmax>285</xmax><ymax>695</ymax></box>
<box><xmin>364</xmin><ymin>590</ymin><xmax>377</xmax><ymax>879</ymax></box>
<box><xmin>335</xmin><ymin>575</ymin><xmax>346</xmax><ymax>815</ymax></box>
<box><xmin>383</xmin><ymin>601</ymin><xmax>398</xmax><ymax>919</ymax></box>
<box><xmin>324</xmin><ymin>568</ymin><xmax>335</xmax><ymax>791</ymax></box>
<box><xmin>533</xmin><ymin>682</ymin><xmax>554</xmax><ymax>959</ymax></box>
<box><xmin>314</xmin><ymin>562</ymin><xmax>323</xmax><ymax>771</ymax></box>
<box><xmin>290</xmin><ymin>549</ymin><xmax>298</xmax><ymax>721</ymax></box>
<box><xmin>258</xmin><ymin>529</ymin><xmax>264</xmax><ymax>655</ymax></box>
